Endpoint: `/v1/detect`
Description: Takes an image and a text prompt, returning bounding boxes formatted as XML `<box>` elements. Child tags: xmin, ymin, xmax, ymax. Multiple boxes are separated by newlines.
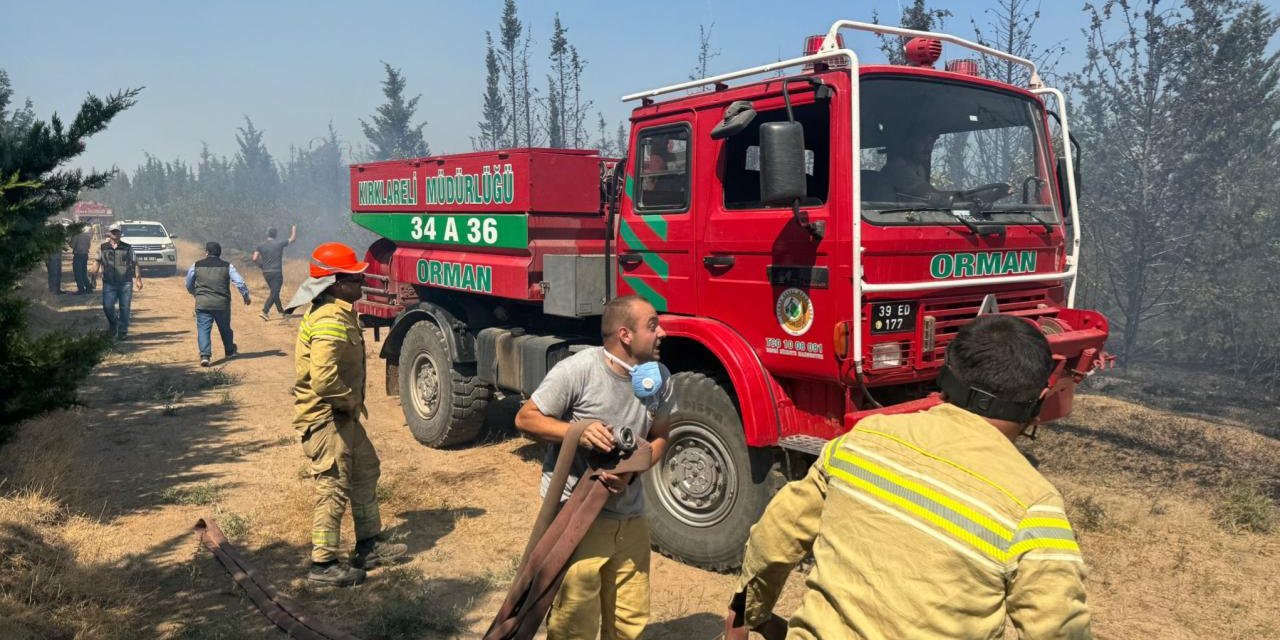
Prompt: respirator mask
<box><xmin>604</xmin><ymin>350</ymin><xmax>664</xmax><ymax>400</ymax></box>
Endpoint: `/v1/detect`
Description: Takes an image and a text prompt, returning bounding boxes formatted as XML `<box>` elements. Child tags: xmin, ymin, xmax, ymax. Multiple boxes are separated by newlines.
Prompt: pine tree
<box><xmin>594</xmin><ymin>112</ymin><xmax>612</xmax><ymax>155</ymax></box>
<box><xmin>0</xmin><ymin>70</ymin><xmax>138</xmax><ymax>431</ymax></box>
<box><xmin>360</xmin><ymin>62</ymin><xmax>430</xmax><ymax>160</ymax></box>
<box><xmin>548</xmin><ymin>14</ymin><xmax>569</xmax><ymax>147</ymax></box>
<box><xmin>475</xmin><ymin>32</ymin><xmax>508</xmax><ymax>150</ymax></box>
<box><xmin>615</xmin><ymin>122</ymin><xmax>628</xmax><ymax>158</ymax></box>
<box><xmin>499</xmin><ymin>0</ymin><xmax>524</xmax><ymax>147</ymax></box>
<box><xmin>519</xmin><ymin>27</ymin><xmax>538</xmax><ymax>146</ymax></box>
<box><xmin>546</xmin><ymin>76</ymin><xmax>563</xmax><ymax>148</ymax></box>
<box><xmin>231</xmin><ymin>116</ymin><xmax>281</xmax><ymax>234</ymax></box>
<box><xmin>568</xmin><ymin>46</ymin><xmax>591</xmax><ymax>147</ymax></box>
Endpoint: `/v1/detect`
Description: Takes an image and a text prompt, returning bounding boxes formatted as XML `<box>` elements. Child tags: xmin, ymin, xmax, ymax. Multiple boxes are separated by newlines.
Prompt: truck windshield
<box><xmin>121</xmin><ymin>224</ymin><xmax>167</xmax><ymax>237</ymax></box>
<box><xmin>859</xmin><ymin>76</ymin><xmax>1059</xmax><ymax>225</ymax></box>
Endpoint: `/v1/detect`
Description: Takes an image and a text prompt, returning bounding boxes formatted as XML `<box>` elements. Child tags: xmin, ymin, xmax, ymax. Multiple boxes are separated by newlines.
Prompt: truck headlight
<box><xmin>870</xmin><ymin>342</ymin><xmax>905</xmax><ymax>369</ymax></box>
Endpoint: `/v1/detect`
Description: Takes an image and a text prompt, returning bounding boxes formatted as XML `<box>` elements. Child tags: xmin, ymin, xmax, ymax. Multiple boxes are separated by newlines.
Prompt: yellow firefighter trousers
<box><xmin>548</xmin><ymin>516</ymin><xmax>650</xmax><ymax>640</ymax></box>
<box><xmin>301</xmin><ymin>416</ymin><xmax>382</xmax><ymax>563</ymax></box>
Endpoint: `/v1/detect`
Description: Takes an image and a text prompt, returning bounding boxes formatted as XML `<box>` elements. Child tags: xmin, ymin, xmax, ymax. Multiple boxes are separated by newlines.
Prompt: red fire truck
<box><xmin>350</xmin><ymin>21</ymin><xmax>1108</xmax><ymax>570</ymax></box>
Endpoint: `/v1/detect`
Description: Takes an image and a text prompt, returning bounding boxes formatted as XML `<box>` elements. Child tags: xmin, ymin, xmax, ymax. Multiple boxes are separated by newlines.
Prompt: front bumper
<box><xmin>843</xmin><ymin>307</ymin><xmax>1111</xmax><ymax>427</ymax></box>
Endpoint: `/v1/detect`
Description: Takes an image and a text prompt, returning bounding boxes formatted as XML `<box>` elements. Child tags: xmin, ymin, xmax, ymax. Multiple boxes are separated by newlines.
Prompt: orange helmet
<box><xmin>309</xmin><ymin>242</ymin><xmax>369</xmax><ymax>278</ymax></box>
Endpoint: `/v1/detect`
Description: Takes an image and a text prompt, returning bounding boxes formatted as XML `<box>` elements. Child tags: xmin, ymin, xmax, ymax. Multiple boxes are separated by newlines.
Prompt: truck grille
<box><xmin>919</xmin><ymin>289</ymin><xmax>1058</xmax><ymax>364</ymax></box>
<box><xmin>134</xmin><ymin>244</ymin><xmax>166</xmax><ymax>251</ymax></box>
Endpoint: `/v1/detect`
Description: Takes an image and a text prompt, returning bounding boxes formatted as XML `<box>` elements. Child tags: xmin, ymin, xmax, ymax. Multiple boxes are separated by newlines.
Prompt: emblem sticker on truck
<box><xmin>776</xmin><ymin>288</ymin><xmax>815</xmax><ymax>336</ymax></box>
<box><xmin>929</xmin><ymin>250</ymin><xmax>1037</xmax><ymax>279</ymax></box>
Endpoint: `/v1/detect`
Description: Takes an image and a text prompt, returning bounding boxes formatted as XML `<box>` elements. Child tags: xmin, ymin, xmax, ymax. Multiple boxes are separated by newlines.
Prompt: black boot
<box><xmin>351</xmin><ymin>536</ymin><xmax>408</xmax><ymax>570</ymax></box>
<box><xmin>307</xmin><ymin>561</ymin><xmax>365</xmax><ymax>587</ymax></box>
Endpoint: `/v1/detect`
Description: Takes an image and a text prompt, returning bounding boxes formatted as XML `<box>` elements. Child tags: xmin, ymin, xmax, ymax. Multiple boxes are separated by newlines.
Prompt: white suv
<box><xmin>118</xmin><ymin>220</ymin><xmax>179</xmax><ymax>276</ymax></box>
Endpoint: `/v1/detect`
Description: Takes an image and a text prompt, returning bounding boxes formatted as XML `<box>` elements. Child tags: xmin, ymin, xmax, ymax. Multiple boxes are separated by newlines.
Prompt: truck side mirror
<box><xmin>759</xmin><ymin>121</ymin><xmax>807</xmax><ymax>206</ymax></box>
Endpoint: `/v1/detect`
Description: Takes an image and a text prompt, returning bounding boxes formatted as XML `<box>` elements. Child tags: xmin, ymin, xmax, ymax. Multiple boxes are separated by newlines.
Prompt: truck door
<box><xmin>697</xmin><ymin>91</ymin><xmax>842</xmax><ymax>381</ymax></box>
<box><xmin>617</xmin><ymin>120</ymin><xmax>697</xmax><ymax>314</ymax></box>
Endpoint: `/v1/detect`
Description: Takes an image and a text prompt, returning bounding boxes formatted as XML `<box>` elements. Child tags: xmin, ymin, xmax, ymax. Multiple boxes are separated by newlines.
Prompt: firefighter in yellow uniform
<box><xmin>728</xmin><ymin>314</ymin><xmax>1093</xmax><ymax>639</ymax></box>
<box><xmin>290</xmin><ymin>242</ymin><xmax>406</xmax><ymax>587</ymax></box>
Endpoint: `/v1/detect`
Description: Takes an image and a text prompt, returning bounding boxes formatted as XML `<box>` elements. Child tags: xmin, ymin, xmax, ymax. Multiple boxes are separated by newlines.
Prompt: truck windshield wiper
<box><xmin>983</xmin><ymin>208</ymin><xmax>1055</xmax><ymax>233</ymax></box>
<box><xmin>874</xmin><ymin>206</ymin><xmax>984</xmax><ymax>235</ymax></box>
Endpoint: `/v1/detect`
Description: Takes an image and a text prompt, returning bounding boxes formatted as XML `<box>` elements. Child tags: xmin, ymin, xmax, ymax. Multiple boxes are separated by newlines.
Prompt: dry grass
<box><xmin>1021</xmin><ymin>366</ymin><xmax>1280</xmax><ymax>639</ymax></box>
<box><xmin>0</xmin><ymin>412</ymin><xmax>145</xmax><ymax>639</ymax></box>
<box><xmin>0</xmin><ymin>488</ymin><xmax>145</xmax><ymax>639</ymax></box>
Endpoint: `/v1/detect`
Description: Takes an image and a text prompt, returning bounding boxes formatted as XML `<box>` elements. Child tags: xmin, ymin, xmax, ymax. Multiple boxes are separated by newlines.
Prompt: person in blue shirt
<box><xmin>185</xmin><ymin>241</ymin><xmax>251</xmax><ymax>366</ymax></box>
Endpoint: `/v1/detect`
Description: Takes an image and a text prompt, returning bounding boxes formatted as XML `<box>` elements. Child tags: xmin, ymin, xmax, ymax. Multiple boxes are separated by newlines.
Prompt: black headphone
<box><xmin>936</xmin><ymin>366</ymin><xmax>1044</xmax><ymax>424</ymax></box>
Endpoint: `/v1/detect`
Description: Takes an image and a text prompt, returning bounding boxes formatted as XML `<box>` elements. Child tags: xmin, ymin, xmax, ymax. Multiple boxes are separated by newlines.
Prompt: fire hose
<box><xmin>192</xmin><ymin>518</ymin><xmax>362</xmax><ymax>640</ymax></box>
<box><xmin>482</xmin><ymin>421</ymin><xmax>653</xmax><ymax>640</ymax></box>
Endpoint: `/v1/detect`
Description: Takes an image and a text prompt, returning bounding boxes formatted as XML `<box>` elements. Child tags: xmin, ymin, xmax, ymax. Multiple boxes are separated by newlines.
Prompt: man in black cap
<box><xmin>185</xmin><ymin>241</ymin><xmax>251</xmax><ymax>367</ymax></box>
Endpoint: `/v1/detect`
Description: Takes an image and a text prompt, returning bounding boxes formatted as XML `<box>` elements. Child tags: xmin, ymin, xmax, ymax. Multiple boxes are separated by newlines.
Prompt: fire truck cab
<box><xmin>353</xmin><ymin>21</ymin><xmax>1108</xmax><ymax>571</ymax></box>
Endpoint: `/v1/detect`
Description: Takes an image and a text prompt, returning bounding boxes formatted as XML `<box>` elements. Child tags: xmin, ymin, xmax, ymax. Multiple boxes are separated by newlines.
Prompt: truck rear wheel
<box><xmin>397</xmin><ymin>321</ymin><xmax>490</xmax><ymax>447</ymax></box>
<box><xmin>643</xmin><ymin>371</ymin><xmax>783</xmax><ymax>572</ymax></box>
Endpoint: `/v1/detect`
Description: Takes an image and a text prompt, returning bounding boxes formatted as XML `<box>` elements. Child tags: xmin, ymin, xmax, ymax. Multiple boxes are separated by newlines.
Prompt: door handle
<box><xmin>618</xmin><ymin>252</ymin><xmax>643</xmax><ymax>268</ymax></box>
<box><xmin>703</xmin><ymin>255</ymin><xmax>735</xmax><ymax>269</ymax></box>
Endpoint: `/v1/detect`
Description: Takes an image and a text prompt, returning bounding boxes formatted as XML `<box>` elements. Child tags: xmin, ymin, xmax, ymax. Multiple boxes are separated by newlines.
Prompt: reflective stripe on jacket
<box><xmin>292</xmin><ymin>296</ymin><xmax>366</xmax><ymax>430</ymax></box>
<box><xmin>738</xmin><ymin>403</ymin><xmax>1092</xmax><ymax>639</ymax></box>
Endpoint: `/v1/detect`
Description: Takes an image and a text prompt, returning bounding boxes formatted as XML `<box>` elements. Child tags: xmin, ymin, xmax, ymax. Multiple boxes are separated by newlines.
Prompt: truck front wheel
<box><xmin>643</xmin><ymin>371</ymin><xmax>783</xmax><ymax>572</ymax></box>
<box><xmin>397</xmin><ymin>321</ymin><xmax>490</xmax><ymax>447</ymax></box>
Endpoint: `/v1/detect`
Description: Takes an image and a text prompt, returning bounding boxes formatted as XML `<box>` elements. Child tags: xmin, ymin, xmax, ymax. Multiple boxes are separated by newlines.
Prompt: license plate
<box><xmin>870</xmin><ymin>302</ymin><xmax>917</xmax><ymax>335</ymax></box>
<box><xmin>140</xmin><ymin>256</ymin><xmax>158</xmax><ymax>262</ymax></box>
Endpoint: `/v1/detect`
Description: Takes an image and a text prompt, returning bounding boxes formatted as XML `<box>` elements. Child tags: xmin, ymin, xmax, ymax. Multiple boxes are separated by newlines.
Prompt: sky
<box><xmin>2</xmin><ymin>1</ymin><xmax>1114</xmax><ymax>175</ymax></box>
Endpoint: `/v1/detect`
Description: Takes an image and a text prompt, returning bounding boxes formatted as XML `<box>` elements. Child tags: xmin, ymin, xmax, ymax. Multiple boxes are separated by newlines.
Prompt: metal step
<box><xmin>777</xmin><ymin>435</ymin><xmax>829</xmax><ymax>456</ymax></box>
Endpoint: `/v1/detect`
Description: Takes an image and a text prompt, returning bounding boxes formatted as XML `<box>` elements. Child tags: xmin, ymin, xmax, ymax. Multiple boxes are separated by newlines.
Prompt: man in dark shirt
<box><xmin>252</xmin><ymin>224</ymin><xmax>297</xmax><ymax>321</ymax></box>
<box><xmin>71</xmin><ymin>226</ymin><xmax>95</xmax><ymax>294</ymax></box>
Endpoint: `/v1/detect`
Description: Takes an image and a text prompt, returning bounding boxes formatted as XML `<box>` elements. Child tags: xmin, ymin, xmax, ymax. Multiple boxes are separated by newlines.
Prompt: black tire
<box><xmin>396</xmin><ymin>321</ymin><xmax>490</xmax><ymax>447</ymax></box>
<box><xmin>643</xmin><ymin>371</ymin><xmax>783</xmax><ymax>572</ymax></box>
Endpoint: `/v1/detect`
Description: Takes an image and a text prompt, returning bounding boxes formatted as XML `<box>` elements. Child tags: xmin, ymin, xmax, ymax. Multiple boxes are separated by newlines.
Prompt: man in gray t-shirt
<box><xmin>515</xmin><ymin>295</ymin><xmax>675</xmax><ymax>640</ymax></box>
<box><xmin>251</xmin><ymin>224</ymin><xmax>297</xmax><ymax>320</ymax></box>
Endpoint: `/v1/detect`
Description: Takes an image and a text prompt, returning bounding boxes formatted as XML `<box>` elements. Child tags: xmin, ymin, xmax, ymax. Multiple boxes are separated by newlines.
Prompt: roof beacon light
<box><xmin>945</xmin><ymin>59</ymin><xmax>980</xmax><ymax>76</ymax></box>
<box><xmin>904</xmin><ymin>37</ymin><xmax>943</xmax><ymax>68</ymax></box>
<box><xmin>803</xmin><ymin>34</ymin><xmax>847</xmax><ymax>70</ymax></box>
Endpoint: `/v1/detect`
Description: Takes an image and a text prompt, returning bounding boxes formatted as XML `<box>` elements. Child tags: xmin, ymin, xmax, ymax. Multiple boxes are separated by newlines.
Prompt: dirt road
<box><xmin>1</xmin><ymin>246</ymin><xmax>1277</xmax><ymax>639</ymax></box>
